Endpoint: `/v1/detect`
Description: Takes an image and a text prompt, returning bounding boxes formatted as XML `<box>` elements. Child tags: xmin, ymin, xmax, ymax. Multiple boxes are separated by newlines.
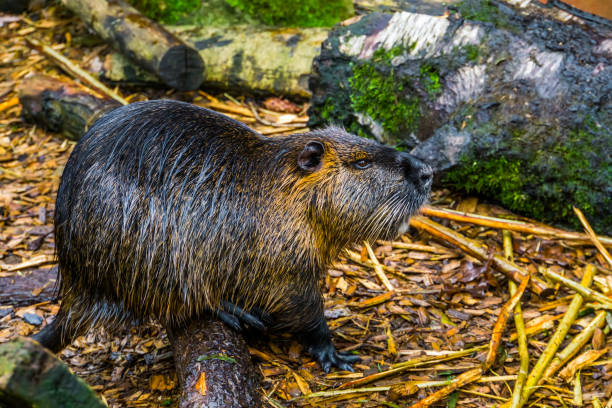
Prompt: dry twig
<box><xmin>539</xmin><ymin>267</ymin><xmax>612</xmax><ymax>309</ymax></box>
<box><xmin>484</xmin><ymin>274</ymin><xmax>529</xmax><ymax>369</ymax></box>
<box><xmin>25</xmin><ymin>38</ymin><xmax>128</xmax><ymax>106</ymax></box>
<box><xmin>517</xmin><ymin>264</ymin><xmax>598</xmax><ymax>407</ymax></box>
<box><xmin>503</xmin><ymin>231</ymin><xmax>529</xmax><ymax>408</ymax></box>
<box><xmin>363</xmin><ymin>241</ymin><xmax>394</xmax><ymax>291</ymax></box>
<box><xmin>410</xmin><ymin>216</ymin><xmax>550</xmax><ymax>295</ymax></box>
<box><xmin>573</xmin><ymin>207</ymin><xmax>612</xmax><ymax>267</ymax></box>
<box><xmin>421</xmin><ymin>206</ymin><xmax>612</xmax><ymax>246</ymax></box>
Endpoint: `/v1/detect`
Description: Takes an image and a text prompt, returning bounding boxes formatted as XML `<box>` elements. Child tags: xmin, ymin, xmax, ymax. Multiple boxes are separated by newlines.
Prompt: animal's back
<box><xmin>55</xmin><ymin>100</ymin><xmax>271</xmax><ymax>329</ymax></box>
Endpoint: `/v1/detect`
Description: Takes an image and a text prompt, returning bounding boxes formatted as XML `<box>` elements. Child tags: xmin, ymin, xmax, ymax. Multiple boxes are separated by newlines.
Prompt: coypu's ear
<box><xmin>297</xmin><ymin>141</ymin><xmax>324</xmax><ymax>172</ymax></box>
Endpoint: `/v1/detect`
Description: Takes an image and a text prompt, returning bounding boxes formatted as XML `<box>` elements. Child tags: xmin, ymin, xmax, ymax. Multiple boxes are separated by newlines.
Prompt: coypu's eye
<box><xmin>352</xmin><ymin>159</ymin><xmax>371</xmax><ymax>170</ymax></box>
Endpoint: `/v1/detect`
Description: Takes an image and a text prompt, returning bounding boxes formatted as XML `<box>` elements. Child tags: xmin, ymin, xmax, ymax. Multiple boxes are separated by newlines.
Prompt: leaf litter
<box><xmin>1</xmin><ymin>5</ymin><xmax>612</xmax><ymax>408</ymax></box>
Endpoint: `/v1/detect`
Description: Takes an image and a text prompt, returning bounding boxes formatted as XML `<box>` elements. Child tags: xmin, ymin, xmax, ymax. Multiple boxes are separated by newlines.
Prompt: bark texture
<box><xmin>0</xmin><ymin>267</ymin><xmax>57</xmax><ymax>307</ymax></box>
<box><xmin>102</xmin><ymin>25</ymin><xmax>329</xmax><ymax>98</ymax></box>
<box><xmin>18</xmin><ymin>74</ymin><xmax>120</xmax><ymax>141</ymax></box>
<box><xmin>62</xmin><ymin>0</ymin><xmax>204</xmax><ymax>91</ymax></box>
<box><xmin>166</xmin><ymin>319</ymin><xmax>261</xmax><ymax>408</ymax></box>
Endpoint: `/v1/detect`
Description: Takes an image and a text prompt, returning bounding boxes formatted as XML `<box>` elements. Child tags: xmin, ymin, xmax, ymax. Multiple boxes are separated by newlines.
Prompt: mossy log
<box><xmin>308</xmin><ymin>1</ymin><xmax>612</xmax><ymax>233</ymax></box>
<box><xmin>61</xmin><ymin>0</ymin><xmax>204</xmax><ymax>91</ymax></box>
<box><xmin>18</xmin><ymin>74</ymin><xmax>120</xmax><ymax>141</ymax></box>
<box><xmin>0</xmin><ymin>337</ymin><xmax>107</xmax><ymax>408</ymax></box>
<box><xmin>103</xmin><ymin>24</ymin><xmax>329</xmax><ymax>98</ymax></box>
<box><xmin>166</xmin><ymin>319</ymin><xmax>261</xmax><ymax>407</ymax></box>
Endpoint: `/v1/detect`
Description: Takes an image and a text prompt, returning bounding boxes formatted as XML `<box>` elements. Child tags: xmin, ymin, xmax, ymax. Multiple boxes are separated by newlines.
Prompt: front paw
<box><xmin>309</xmin><ymin>341</ymin><xmax>361</xmax><ymax>373</ymax></box>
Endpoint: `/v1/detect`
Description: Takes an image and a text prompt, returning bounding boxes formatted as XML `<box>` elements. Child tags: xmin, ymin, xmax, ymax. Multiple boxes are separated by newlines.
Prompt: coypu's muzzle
<box><xmin>394</xmin><ymin>152</ymin><xmax>433</xmax><ymax>236</ymax></box>
<box><xmin>399</xmin><ymin>152</ymin><xmax>433</xmax><ymax>195</ymax></box>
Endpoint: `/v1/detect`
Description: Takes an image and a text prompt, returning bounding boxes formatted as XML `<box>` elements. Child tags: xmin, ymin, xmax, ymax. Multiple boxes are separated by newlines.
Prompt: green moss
<box><xmin>320</xmin><ymin>99</ymin><xmax>336</xmax><ymax>122</ymax></box>
<box><xmin>444</xmin><ymin>118</ymin><xmax>612</xmax><ymax>232</ymax></box>
<box><xmin>419</xmin><ymin>63</ymin><xmax>442</xmax><ymax>99</ymax></box>
<box><xmin>127</xmin><ymin>0</ymin><xmax>200</xmax><ymax>23</ymax></box>
<box><xmin>456</xmin><ymin>0</ymin><xmax>503</xmax><ymax>23</ymax></box>
<box><xmin>463</xmin><ymin>44</ymin><xmax>480</xmax><ymax>61</ymax></box>
<box><xmin>444</xmin><ymin>156</ymin><xmax>538</xmax><ymax>214</ymax></box>
<box><xmin>348</xmin><ymin>47</ymin><xmax>422</xmax><ymax>140</ymax></box>
<box><xmin>167</xmin><ymin>0</ymin><xmax>261</xmax><ymax>26</ymax></box>
<box><xmin>223</xmin><ymin>0</ymin><xmax>354</xmax><ymax>27</ymax></box>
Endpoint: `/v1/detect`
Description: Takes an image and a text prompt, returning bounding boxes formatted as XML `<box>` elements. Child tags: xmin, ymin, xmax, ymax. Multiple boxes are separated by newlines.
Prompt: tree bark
<box><xmin>166</xmin><ymin>318</ymin><xmax>262</xmax><ymax>408</ymax></box>
<box><xmin>17</xmin><ymin>74</ymin><xmax>120</xmax><ymax>141</ymax></box>
<box><xmin>103</xmin><ymin>24</ymin><xmax>329</xmax><ymax>98</ymax></box>
<box><xmin>0</xmin><ymin>337</ymin><xmax>107</xmax><ymax>408</ymax></box>
<box><xmin>61</xmin><ymin>0</ymin><xmax>204</xmax><ymax>91</ymax></box>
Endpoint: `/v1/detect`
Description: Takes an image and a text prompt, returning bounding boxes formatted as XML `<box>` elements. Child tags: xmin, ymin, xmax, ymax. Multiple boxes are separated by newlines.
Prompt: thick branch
<box><xmin>166</xmin><ymin>318</ymin><xmax>261</xmax><ymax>408</ymax></box>
<box><xmin>18</xmin><ymin>74</ymin><xmax>119</xmax><ymax>140</ymax></box>
<box><xmin>62</xmin><ymin>0</ymin><xmax>204</xmax><ymax>91</ymax></box>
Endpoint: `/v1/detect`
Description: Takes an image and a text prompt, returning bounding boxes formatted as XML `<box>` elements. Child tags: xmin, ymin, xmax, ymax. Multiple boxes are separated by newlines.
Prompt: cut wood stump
<box><xmin>0</xmin><ymin>337</ymin><xmax>107</xmax><ymax>407</ymax></box>
<box><xmin>61</xmin><ymin>0</ymin><xmax>204</xmax><ymax>91</ymax></box>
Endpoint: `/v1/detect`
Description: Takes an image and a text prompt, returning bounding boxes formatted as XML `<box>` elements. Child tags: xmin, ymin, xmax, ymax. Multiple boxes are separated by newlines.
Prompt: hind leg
<box><xmin>31</xmin><ymin>317</ymin><xmax>68</xmax><ymax>353</ymax></box>
<box><xmin>30</xmin><ymin>309</ymin><xmax>85</xmax><ymax>353</ymax></box>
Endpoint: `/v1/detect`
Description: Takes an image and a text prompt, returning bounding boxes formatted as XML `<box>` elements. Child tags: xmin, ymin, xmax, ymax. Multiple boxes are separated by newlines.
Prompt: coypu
<box><xmin>33</xmin><ymin>99</ymin><xmax>432</xmax><ymax>371</ymax></box>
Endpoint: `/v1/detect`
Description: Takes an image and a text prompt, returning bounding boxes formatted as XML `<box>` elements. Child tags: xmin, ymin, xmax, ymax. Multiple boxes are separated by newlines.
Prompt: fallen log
<box><xmin>61</xmin><ymin>0</ymin><xmax>204</xmax><ymax>91</ymax></box>
<box><xmin>308</xmin><ymin>0</ymin><xmax>612</xmax><ymax>234</ymax></box>
<box><xmin>0</xmin><ymin>267</ymin><xmax>57</xmax><ymax>307</ymax></box>
<box><xmin>0</xmin><ymin>337</ymin><xmax>107</xmax><ymax>407</ymax></box>
<box><xmin>167</xmin><ymin>319</ymin><xmax>261</xmax><ymax>407</ymax></box>
<box><xmin>18</xmin><ymin>74</ymin><xmax>261</xmax><ymax>405</ymax></box>
<box><xmin>17</xmin><ymin>74</ymin><xmax>120</xmax><ymax>141</ymax></box>
<box><xmin>103</xmin><ymin>24</ymin><xmax>329</xmax><ymax>98</ymax></box>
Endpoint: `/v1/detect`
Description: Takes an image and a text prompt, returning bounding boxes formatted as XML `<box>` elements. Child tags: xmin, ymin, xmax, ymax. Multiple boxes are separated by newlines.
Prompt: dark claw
<box><xmin>216</xmin><ymin>309</ymin><xmax>242</xmax><ymax>331</ymax></box>
<box><xmin>338</xmin><ymin>352</ymin><xmax>361</xmax><ymax>363</ymax></box>
<box><xmin>220</xmin><ymin>301</ymin><xmax>268</xmax><ymax>331</ymax></box>
<box><xmin>309</xmin><ymin>342</ymin><xmax>361</xmax><ymax>373</ymax></box>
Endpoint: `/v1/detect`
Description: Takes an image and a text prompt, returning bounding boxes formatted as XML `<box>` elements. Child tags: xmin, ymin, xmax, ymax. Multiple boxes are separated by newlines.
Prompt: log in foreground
<box><xmin>0</xmin><ymin>337</ymin><xmax>107</xmax><ymax>408</ymax></box>
<box><xmin>104</xmin><ymin>24</ymin><xmax>329</xmax><ymax>98</ymax></box>
<box><xmin>17</xmin><ymin>74</ymin><xmax>120</xmax><ymax>141</ymax></box>
<box><xmin>62</xmin><ymin>0</ymin><xmax>204</xmax><ymax>91</ymax></box>
<box><xmin>166</xmin><ymin>318</ymin><xmax>261</xmax><ymax>408</ymax></box>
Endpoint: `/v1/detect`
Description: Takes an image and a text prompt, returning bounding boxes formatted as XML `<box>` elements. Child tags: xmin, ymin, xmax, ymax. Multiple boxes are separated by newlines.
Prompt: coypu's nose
<box><xmin>400</xmin><ymin>153</ymin><xmax>433</xmax><ymax>190</ymax></box>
